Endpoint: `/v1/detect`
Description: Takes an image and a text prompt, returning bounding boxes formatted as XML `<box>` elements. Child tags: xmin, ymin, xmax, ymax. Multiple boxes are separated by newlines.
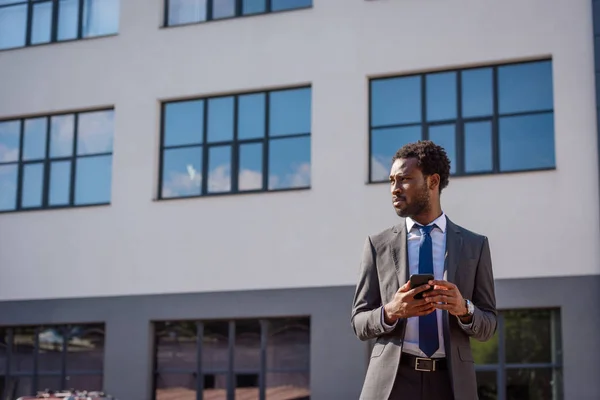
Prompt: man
<box><xmin>351</xmin><ymin>141</ymin><xmax>497</xmax><ymax>400</ymax></box>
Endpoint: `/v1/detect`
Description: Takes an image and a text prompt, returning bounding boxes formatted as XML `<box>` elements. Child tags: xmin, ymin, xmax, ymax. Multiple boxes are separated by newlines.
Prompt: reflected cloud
<box><xmin>0</xmin><ymin>144</ymin><xmax>18</xmax><ymax>163</ymax></box>
<box><xmin>77</xmin><ymin>110</ymin><xmax>114</xmax><ymax>155</ymax></box>
<box><xmin>238</xmin><ymin>168</ymin><xmax>262</xmax><ymax>191</ymax></box>
<box><xmin>0</xmin><ymin>120</ymin><xmax>20</xmax><ymax>162</ymax></box>
<box><xmin>208</xmin><ymin>164</ymin><xmax>231</xmax><ymax>192</ymax></box>
<box><xmin>371</xmin><ymin>156</ymin><xmax>390</xmax><ymax>182</ymax></box>
<box><xmin>50</xmin><ymin>115</ymin><xmax>75</xmax><ymax>157</ymax></box>
<box><xmin>162</xmin><ymin>169</ymin><xmax>202</xmax><ymax>198</ymax></box>
<box><xmin>269</xmin><ymin>162</ymin><xmax>310</xmax><ymax>189</ymax></box>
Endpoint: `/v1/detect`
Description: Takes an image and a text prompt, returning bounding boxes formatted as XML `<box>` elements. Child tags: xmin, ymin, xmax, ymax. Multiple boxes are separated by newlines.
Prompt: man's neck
<box><xmin>411</xmin><ymin>209</ymin><xmax>443</xmax><ymax>226</ymax></box>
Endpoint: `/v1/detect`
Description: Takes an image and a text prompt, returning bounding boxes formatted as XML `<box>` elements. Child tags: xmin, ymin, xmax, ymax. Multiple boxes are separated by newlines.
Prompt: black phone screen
<box><xmin>410</xmin><ymin>273</ymin><xmax>434</xmax><ymax>299</ymax></box>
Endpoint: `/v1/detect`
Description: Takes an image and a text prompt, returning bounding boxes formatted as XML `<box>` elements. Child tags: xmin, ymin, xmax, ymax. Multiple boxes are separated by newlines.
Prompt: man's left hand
<box><xmin>423</xmin><ymin>280</ymin><xmax>468</xmax><ymax>317</ymax></box>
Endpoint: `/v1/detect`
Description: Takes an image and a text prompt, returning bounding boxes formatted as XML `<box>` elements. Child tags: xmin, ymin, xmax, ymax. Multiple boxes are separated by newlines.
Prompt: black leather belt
<box><xmin>400</xmin><ymin>352</ymin><xmax>447</xmax><ymax>371</ymax></box>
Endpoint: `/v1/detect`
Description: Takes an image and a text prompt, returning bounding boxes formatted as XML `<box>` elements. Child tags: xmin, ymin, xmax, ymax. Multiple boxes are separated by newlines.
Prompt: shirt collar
<box><xmin>405</xmin><ymin>212</ymin><xmax>447</xmax><ymax>233</ymax></box>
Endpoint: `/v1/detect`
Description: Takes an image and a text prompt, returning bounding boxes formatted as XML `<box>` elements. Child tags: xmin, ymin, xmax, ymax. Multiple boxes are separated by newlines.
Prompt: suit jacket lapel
<box><xmin>391</xmin><ymin>220</ymin><xmax>409</xmax><ymax>286</ymax></box>
<box><xmin>444</xmin><ymin>216</ymin><xmax>462</xmax><ymax>284</ymax></box>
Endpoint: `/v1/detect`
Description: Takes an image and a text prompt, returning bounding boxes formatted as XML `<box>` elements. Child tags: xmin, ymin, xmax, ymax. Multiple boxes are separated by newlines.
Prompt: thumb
<box><xmin>399</xmin><ymin>282</ymin><xmax>411</xmax><ymax>292</ymax></box>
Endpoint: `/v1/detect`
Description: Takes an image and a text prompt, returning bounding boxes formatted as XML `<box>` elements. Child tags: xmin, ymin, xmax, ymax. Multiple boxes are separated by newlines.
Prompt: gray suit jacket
<box><xmin>351</xmin><ymin>216</ymin><xmax>497</xmax><ymax>400</ymax></box>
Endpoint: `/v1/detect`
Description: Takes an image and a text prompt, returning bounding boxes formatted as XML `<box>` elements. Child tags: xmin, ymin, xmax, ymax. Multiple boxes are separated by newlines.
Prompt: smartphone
<box><xmin>409</xmin><ymin>273</ymin><xmax>434</xmax><ymax>299</ymax></box>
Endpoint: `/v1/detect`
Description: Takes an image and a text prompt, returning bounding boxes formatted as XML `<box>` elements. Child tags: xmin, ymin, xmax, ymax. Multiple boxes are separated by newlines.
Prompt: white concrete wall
<box><xmin>0</xmin><ymin>0</ymin><xmax>598</xmax><ymax>301</ymax></box>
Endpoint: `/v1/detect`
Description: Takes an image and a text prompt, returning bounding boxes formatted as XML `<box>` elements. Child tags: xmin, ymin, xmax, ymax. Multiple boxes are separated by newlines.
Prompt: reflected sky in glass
<box><xmin>162</xmin><ymin>147</ymin><xmax>202</xmax><ymax>198</ymax></box>
<box><xmin>168</xmin><ymin>0</ymin><xmax>207</xmax><ymax>25</ymax></box>
<box><xmin>370</xmin><ymin>126</ymin><xmax>420</xmax><ymax>181</ymax></box>
<box><xmin>498</xmin><ymin>61</ymin><xmax>553</xmax><ymax>114</ymax></box>
<box><xmin>23</xmin><ymin>119</ymin><xmax>47</xmax><ymax>161</ymax></box>
<box><xmin>0</xmin><ymin>120</ymin><xmax>20</xmax><ymax>163</ymax></box>
<box><xmin>22</xmin><ymin>163</ymin><xmax>44</xmax><ymax>208</ymax></box>
<box><xmin>49</xmin><ymin>160</ymin><xmax>71</xmax><ymax>206</ymax></box>
<box><xmin>269</xmin><ymin>137</ymin><xmax>310</xmax><ymax>190</ymax></box>
<box><xmin>0</xmin><ymin>4</ymin><xmax>26</xmax><ymax>50</ymax></box>
<box><xmin>371</xmin><ymin>76</ymin><xmax>420</xmax><ymax>127</ymax></box>
<box><xmin>208</xmin><ymin>145</ymin><xmax>231</xmax><ymax>193</ymax></box>
<box><xmin>269</xmin><ymin>88</ymin><xmax>311</xmax><ymax>136</ymax></box>
<box><xmin>243</xmin><ymin>0</ymin><xmax>266</xmax><ymax>14</ymax></box>
<box><xmin>208</xmin><ymin>97</ymin><xmax>234</xmax><ymax>143</ymax></box>
<box><xmin>239</xmin><ymin>143</ymin><xmax>263</xmax><ymax>191</ymax></box>
<box><xmin>58</xmin><ymin>0</ymin><xmax>79</xmax><ymax>41</ymax></box>
<box><xmin>75</xmin><ymin>155</ymin><xmax>112</xmax><ymax>205</ymax></box>
<box><xmin>426</xmin><ymin>72</ymin><xmax>456</xmax><ymax>122</ymax></box>
<box><xmin>213</xmin><ymin>0</ymin><xmax>235</xmax><ymax>19</ymax></box>
<box><xmin>50</xmin><ymin>115</ymin><xmax>74</xmax><ymax>158</ymax></box>
<box><xmin>77</xmin><ymin>110</ymin><xmax>114</xmax><ymax>155</ymax></box>
<box><xmin>429</xmin><ymin>124</ymin><xmax>456</xmax><ymax>174</ymax></box>
<box><xmin>31</xmin><ymin>2</ymin><xmax>52</xmax><ymax>45</ymax></box>
<box><xmin>164</xmin><ymin>100</ymin><xmax>204</xmax><ymax>147</ymax></box>
<box><xmin>238</xmin><ymin>93</ymin><xmax>265</xmax><ymax>140</ymax></box>
<box><xmin>499</xmin><ymin>113</ymin><xmax>555</xmax><ymax>172</ymax></box>
<box><xmin>271</xmin><ymin>0</ymin><xmax>311</xmax><ymax>12</ymax></box>
<box><xmin>83</xmin><ymin>0</ymin><xmax>120</xmax><ymax>38</ymax></box>
<box><xmin>465</xmin><ymin>121</ymin><xmax>493</xmax><ymax>173</ymax></box>
<box><xmin>0</xmin><ymin>165</ymin><xmax>18</xmax><ymax>211</ymax></box>
<box><xmin>462</xmin><ymin>68</ymin><xmax>493</xmax><ymax>118</ymax></box>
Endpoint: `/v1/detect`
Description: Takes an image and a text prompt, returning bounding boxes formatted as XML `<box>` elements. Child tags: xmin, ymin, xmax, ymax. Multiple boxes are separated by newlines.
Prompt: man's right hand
<box><xmin>383</xmin><ymin>282</ymin><xmax>436</xmax><ymax>324</ymax></box>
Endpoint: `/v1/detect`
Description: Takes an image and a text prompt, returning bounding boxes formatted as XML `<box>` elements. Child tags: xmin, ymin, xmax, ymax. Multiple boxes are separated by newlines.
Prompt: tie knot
<box><xmin>418</xmin><ymin>224</ymin><xmax>435</xmax><ymax>235</ymax></box>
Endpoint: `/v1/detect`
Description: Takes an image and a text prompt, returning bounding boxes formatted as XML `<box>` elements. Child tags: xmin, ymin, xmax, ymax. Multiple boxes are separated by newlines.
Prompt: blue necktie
<box><xmin>418</xmin><ymin>224</ymin><xmax>439</xmax><ymax>357</ymax></box>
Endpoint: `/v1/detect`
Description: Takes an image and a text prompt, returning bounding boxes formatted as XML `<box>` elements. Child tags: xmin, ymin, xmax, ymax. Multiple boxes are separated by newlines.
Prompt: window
<box><xmin>159</xmin><ymin>87</ymin><xmax>311</xmax><ymax>199</ymax></box>
<box><xmin>164</xmin><ymin>0</ymin><xmax>311</xmax><ymax>26</ymax></box>
<box><xmin>472</xmin><ymin>309</ymin><xmax>562</xmax><ymax>400</ymax></box>
<box><xmin>0</xmin><ymin>109</ymin><xmax>114</xmax><ymax>213</ymax></box>
<box><xmin>369</xmin><ymin>59</ymin><xmax>555</xmax><ymax>181</ymax></box>
<box><xmin>0</xmin><ymin>324</ymin><xmax>105</xmax><ymax>399</ymax></box>
<box><xmin>0</xmin><ymin>0</ymin><xmax>119</xmax><ymax>51</ymax></box>
<box><xmin>153</xmin><ymin>317</ymin><xmax>310</xmax><ymax>400</ymax></box>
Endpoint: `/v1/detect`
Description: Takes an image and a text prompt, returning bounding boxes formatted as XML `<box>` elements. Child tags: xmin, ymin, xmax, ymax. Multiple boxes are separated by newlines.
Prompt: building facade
<box><xmin>0</xmin><ymin>0</ymin><xmax>599</xmax><ymax>399</ymax></box>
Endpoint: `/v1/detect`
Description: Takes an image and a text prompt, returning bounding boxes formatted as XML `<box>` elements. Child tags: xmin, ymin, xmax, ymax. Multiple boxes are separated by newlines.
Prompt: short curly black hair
<box><xmin>392</xmin><ymin>140</ymin><xmax>451</xmax><ymax>193</ymax></box>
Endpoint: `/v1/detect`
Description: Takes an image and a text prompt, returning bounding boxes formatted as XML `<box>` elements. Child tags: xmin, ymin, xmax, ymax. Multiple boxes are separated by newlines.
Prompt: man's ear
<box><xmin>428</xmin><ymin>174</ymin><xmax>440</xmax><ymax>191</ymax></box>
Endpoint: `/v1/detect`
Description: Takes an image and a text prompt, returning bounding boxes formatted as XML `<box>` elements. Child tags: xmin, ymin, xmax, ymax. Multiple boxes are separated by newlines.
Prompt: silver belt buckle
<box><xmin>415</xmin><ymin>357</ymin><xmax>436</xmax><ymax>372</ymax></box>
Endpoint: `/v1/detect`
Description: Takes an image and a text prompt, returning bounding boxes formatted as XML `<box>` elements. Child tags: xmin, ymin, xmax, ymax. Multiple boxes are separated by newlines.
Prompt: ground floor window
<box><xmin>153</xmin><ymin>317</ymin><xmax>310</xmax><ymax>400</ymax></box>
<box><xmin>473</xmin><ymin>308</ymin><xmax>562</xmax><ymax>400</ymax></box>
<box><xmin>0</xmin><ymin>323</ymin><xmax>105</xmax><ymax>399</ymax></box>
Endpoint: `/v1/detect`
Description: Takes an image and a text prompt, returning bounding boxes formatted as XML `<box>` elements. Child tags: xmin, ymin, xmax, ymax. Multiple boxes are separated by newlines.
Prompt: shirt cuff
<box><xmin>381</xmin><ymin>307</ymin><xmax>397</xmax><ymax>331</ymax></box>
<box><xmin>456</xmin><ymin>315</ymin><xmax>473</xmax><ymax>328</ymax></box>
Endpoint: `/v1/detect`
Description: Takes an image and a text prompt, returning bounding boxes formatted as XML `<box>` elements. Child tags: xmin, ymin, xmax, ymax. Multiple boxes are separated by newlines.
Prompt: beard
<box><xmin>394</xmin><ymin>186</ymin><xmax>431</xmax><ymax>218</ymax></box>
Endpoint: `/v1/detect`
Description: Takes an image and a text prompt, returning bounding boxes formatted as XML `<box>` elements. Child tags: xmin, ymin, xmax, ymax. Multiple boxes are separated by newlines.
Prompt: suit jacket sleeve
<box><xmin>351</xmin><ymin>236</ymin><xmax>397</xmax><ymax>341</ymax></box>
<box><xmin>459</xmin><ymin>236</ymin><xmax>498</xmax><ymax>341</ymax></box>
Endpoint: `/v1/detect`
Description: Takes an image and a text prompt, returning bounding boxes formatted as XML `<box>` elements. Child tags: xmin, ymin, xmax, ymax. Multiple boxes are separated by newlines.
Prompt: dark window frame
<box><xmin>152</xmin><ymin>317</ymin><xmax>311</xmax><ymax>400</ymax></box>
<box><xmin>473</xmin><ymin>308</ymin><xmax>563</xmax><ymax>400</ymax></box>
<box><xmin>368</xmin><ymin>58</ymin><xmax>556</xmax><ymax>183</ymax></box>
<box><xmin>0</xmin><ymin>323</ymin><xmax>105</xmax><ymax>399</ymax></box>
<box><xmin>0</xmin><ymin>107</ymin><xmax>115</xmax><ymax>214</ymax></box>
<box><xmin>158</xmin><ymin>86</ymin><xmax>311</xmax><ymax>200</ymax></box>
<box><xmin>162</xmin><ymin>0</ymin><xmax>312</xmax><ymax>27</ymax></box>
<box><xmin>0</xmin><ymin>0</ymin><xmax>119</xmax><ymax>52</ymax></box>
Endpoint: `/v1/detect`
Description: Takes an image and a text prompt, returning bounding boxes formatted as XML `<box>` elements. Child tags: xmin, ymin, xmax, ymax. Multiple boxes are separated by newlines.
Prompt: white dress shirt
<box><xmin>381</xmin><ymin>213</ymin><xmax>472</xmax><ymax>358</ymax></box>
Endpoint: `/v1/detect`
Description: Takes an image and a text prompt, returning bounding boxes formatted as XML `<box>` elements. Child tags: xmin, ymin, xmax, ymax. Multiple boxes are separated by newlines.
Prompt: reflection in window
<box><xmin>0</xmin><ymin>0</ymin><xmax>119</xmax><ymax>50</ymax></box>
<box><xmin>0</xmin><ymin>324</ymin><xmax>105</xmax><ymax>398</ymax></box>
<box><xmin>153</xmin><ymin>317</ymin><xmax>310</xmax><ymax>400</ymax></box>
<box><xmin>0</xmin><ymin>109</ymin><xmax>114</xmax><ymax>213</ymax></box>
<box><xmin>369</xmin><ymin>60</ymin><xmax>555</xmax><ymax>181</ymax></box>
<box><xmin>472</xmin><ymin>309</ymin><xmax>562</xmax><ymax>400</ymax></box>
<box><xmin>165</xmin><ymin>0</ymin><xmax>310</xmax><ymax>26</ymax></box>
<box><xmin>159</xmin><ymin>87</ymin><xmax>311</xmax><ymax>199</ymax></box>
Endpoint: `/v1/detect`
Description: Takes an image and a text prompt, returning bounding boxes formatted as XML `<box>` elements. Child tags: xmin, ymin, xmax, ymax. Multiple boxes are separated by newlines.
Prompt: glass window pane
<box><xmin>58</xmin><ymin>0</ymin><xmax>79</xmax><ymax>41</ymax></box>
<box><xmin>155</xmin><ymin>322</ymin><xmax>197</xmax><ymax>371</ymax></box>
<box><xmin>269</xmin><ymin>88</ymin><xmax>311</xmax><ymax>137</ymax></box>
<box><xmin>238</xmin><ymin>93</ymin><xmax>265</xmax><ymax>140</ymax></box>
<box><xmin>77</xmin><ymin>110</ymin><xmax>114</xmax><ymax>155</ymax></box>
<box><xmin>0</xmin><ymin>329</ymin><xmax>7</xmax><ymax>375</ymax></box>
<box><xmin>22</xmin><ymin>163</ymin><xmax>45</xmax><ymax>208</ymax></box>
<box><xmin>207</xmin><ymin>97</ymin><xmax>234</xmax><ymax>143</ymax></box>
<box><xmin>498</xmin><ymin>61</ymin><xmax>553</xmax><ymax>114</ymax></box>
<box><xmin>370</xmin><ymin>126</ymin><xmax>421</xmax><ymax>182</ymax></box>
<box><xmin>11</xmin><ymin>327</ymin><xmax>36</xmax><ymax>372</ymax></box>
<box><xmin>75</xmin><ymin>155</ymin><xmax>112</xmax><ymax>205</ymax></box>
<box><xmin>23</xmin><ymin>118</ymin><xmax>47</xmax><ymax>161</ymax></box>
<box><xmin>0</xmin><ymin>0</ymin><xmax>26</xmax><ymax>5</ymax></box>
<box><xmin>371</xmin><ymin>76</ymin><xmax>421</xmax><ymax>127</ymax></box>
<box><xmin>499</xmin><ymin>113</ymin><xmax>555</xmax><ymax>172</ymax></box>
<box><xmin>428</xmin><ymin>124</ymin><xmax>456</xmax><ymax>174</ymax></box>
<box><xmin>208</xmin><ymin>145</ymin><xmax>231</xmax><ymax>193</ymax></box>
<box><xmin>155</xmin><ymin>373</ymin><xmax>197</xmax><ymax>400</ymax></box>
<box><xmin>65</xmin><ymin>375</ymin><xmax>102</xmax><ymax>391</ymax></box>
<box><xmin>268</xmin><ymin>136</ymin><xmax>310</xmax><ymax>190</ymax></box>
<box><xmin>31</xmin><ymin>1</ymin><xmax>53</xmax><ymax>45</ymax></box>
<box><xmin>82</xmin><ymin>0</ymin><xmax>120</xmax><ymax>37</ymax></box>
<box><xmin>161</xmin><ymin>147</ymin><xmax>202</xmax><ymax>198</ymax></box>
<box><xmin>471</xmin><ymin>330</ymin><xmax>498</xmax><ymax>365</ymax></box>
<box><xmin>0</xmin><ymin>120</ymin><xmax>21</xmax><ymax>162</ymax></box>
<box><xmin>11</xmin><ymin>376</ymin><xmax>33</xmax><ymax>398</ymax></box>
<box><xmin>50</xmin><ymin>115</ymin><xmax>75</xmax><ymax>158</ymax></box>
<box><xmin>203</xmin><ymin>321</ymin><xmax>229</xmax><ymax>372</ymax></box>
<box><xmin>239</xmin><ymin>143</ymin><xmax>262</xmax><ymax>191</ymax></box>
<box><xmin>168</xmin><ymin>0</ymin><xmax>207</xmax><ymax>25</ymax></box>
<box><xmin>271</xmin><ymin>0</ymin><xmax>311</xmax><ymax>12</ymax></box>
<box><xmin>65</xmin><ymin>325</ymin><xmax>105</xmax><ymax>372</ymax></box>
<box><xmin>476</xmin><ymin>371</ymin><xmax>497</xmax><ymax>400</ymax></box>
<box><xmin>266</xmin><ymin>373</ymin><xmax>310</xmax><ymax>399</ymax></box>
<box><xmin>235</xmin><ymin>320</ymin><xmax>260</xmax><ymax>371</ymax></box>
<box><xmin>37</xmin><ymin>375</ymin><xmax>62</xmax><ymax>392</ymax></box>
<box><xmin>49</xmin><ymin>160</ymin><xmax>71</xmax><ymax>206</ymax></box>
<box><xmin>0</xmin><ymin>165</ymin><xmax>18</xmax><ymax>211</ymax></box>
<box><xmin>243</xmin><ymin>0</ymin><xmax>266</xmax><ymax>15</ymax></box>
<box><xmin>505</xmin><ymin>309</ymin><xmax>553</xmax><ymax>364</ymax></box>
<box><xmin>462</xmin><ymin>68</ymin><xmax>493</xmax><ymax>118</ymax></box>
<box><xmin>267</xmin><ymin>318</ymin><xmax>310</xmax><ymax>370</ymax></box>
<box><xmin>0</xmin><ymin>4</ymin><xmax>27</xmax><ymax>50</ymax></box>
<box><xmin>506</xmin><ymin>368</ymin><xmax>556</xmax><ymax>400</ymax></box>
<box><xmin>164</xmin><ymin>100</ymin><xmax>204</xmax><ymax>147</ymax></box>
<box><xmin>465</xmin><ymin>121</ymin><xmax>493</xmax><ymax>173</ymax></box>
<box><xmin>38</xmin><ymin>326</ymin><xmax>64</xmax><ymax>373</ymax></box>
<box><xmin>213</xmin><ymin>0</ymin><xmax>235</xmax><ymax>19</ymax></box>
<box><xmin>426</xmin><ymin>72</ymin><xmax>456</xmax><ymax>122</ymax></box>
